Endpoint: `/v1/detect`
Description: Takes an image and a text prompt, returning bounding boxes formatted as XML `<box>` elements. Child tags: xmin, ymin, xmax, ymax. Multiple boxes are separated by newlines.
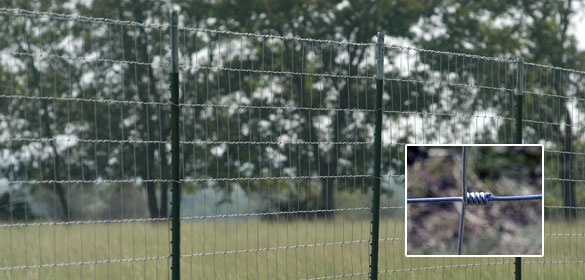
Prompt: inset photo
<box><xmin>405</xmin><ymin>144</ymin><xmax>543</xmax><ymax>257</ymax></box>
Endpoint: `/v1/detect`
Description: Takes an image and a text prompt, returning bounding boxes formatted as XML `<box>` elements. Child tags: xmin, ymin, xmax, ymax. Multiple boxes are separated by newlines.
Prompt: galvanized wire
<box><xmin>407</xmin><ymin>193</ymin><xmax>543</xmax><ymax>204</ymax></box>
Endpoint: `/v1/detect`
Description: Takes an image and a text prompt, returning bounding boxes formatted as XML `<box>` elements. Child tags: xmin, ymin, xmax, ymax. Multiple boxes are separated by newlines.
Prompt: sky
<box><xmin>569</xmin><ymin>2</ymin><xmax>585</xmax><ymax>50</ymax></box>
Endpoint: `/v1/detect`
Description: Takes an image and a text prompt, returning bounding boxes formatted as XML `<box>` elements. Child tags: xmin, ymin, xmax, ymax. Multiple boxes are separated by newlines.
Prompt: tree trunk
<box><xmin>146</xmin><ymin>182</ymin><xmax>160</xmax><ymax>218</ymax></box>
<box><xmin>49</xmin><ymin>137</ymin><xmax>70</xmax><ymax>221</ymax></box>
<box><xmin>301</xmin><ymin>87</ymin><xmax>338</xmax><ymax>216</ymax></box>
<box><xmin>562</xmin><ymin>111</ymin><xmax>576</xmax><ymax>220</ymax></box>
<box><xmin>145</xmin><ymin>141</ymin><xmax>159</xmax><ymax>218</ymax></box>
<box><xmin>40</xmin><ymin>94</ymin><xmax>70</xmax><ymax>221</ymax></box>
<box><xmin>320</xmin><ymin>165</ymin><xmax>337</xmax><ymax>212</ymax></box>
<box><xmin>318</xmin><ymin>67</ymin><xmax>353</xmax><ymax>214</ymax></box>
<box><xmin>122</xmin><ymin>2</ymin><xmax>165</xmax><ymax>219</ymax></box>
<box><xmin>558</xmin><ymin>1</ymin><xmax>576</xmax><ymax>220</ymax></box>
<box><xmin>159</xmin><ymin>183</ymin><xmax>168</xmax><ymax>217</ymax></box>
<box><xmin>53</xmin><ymin>178</ymin><xmax>70</xmax><ymax>221</ymax></box>
<box><xmin>159</xmin><ymin>146</ymin><xmax>169</xmax><ymax>217</ymax></box>
<box><xmin>21</xmin><ymin>23</ymin><xmax>70</xmax><ymax>221</ymax></box>
<box><xmin>296</xmin><ymin>46</ymin><xmax>361</xmax><ymax>218</ymax></box>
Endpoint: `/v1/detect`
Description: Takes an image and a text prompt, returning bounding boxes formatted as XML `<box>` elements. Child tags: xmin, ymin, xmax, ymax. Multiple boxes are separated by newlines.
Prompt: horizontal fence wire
<box><xmin>0</xmin><ymin>6</ymin><xmax>584</xmax><ymax>279</ymax></box>
<box><xmin>407</xmin><ymin>193</ymin><xmax>543</xmax><ymax>204</ymax></box>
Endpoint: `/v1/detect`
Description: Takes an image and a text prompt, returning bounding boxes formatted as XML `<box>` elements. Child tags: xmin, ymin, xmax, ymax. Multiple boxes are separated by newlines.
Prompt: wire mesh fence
<box><xmin>175</xmin><ymin>23</ymin><xmax>379</xmax><ymax>280</ymax></box>
<box><xmin>0</xmin><ymin>7</ymin><xmax>585</xmax><ymax>280</ymax></box>
<box><xmin>0</xmin><ymin>8</ymin><xmax>173</xmax><ymax>279</ymax></box>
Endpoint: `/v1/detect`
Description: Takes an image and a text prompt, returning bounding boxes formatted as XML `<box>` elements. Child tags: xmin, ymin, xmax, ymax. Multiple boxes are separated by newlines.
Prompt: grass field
<box><xmin>1</xmin><ymin>217</ymin><xmax>584</xmax><ymax>279</ymax></box>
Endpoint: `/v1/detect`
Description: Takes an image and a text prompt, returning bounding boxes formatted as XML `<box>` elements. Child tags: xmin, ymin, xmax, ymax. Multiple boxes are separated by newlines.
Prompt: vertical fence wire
<box><xmin>456</xmin><ymin>147</ymin><xmax>467</xmax><ymax>255</ymax></box>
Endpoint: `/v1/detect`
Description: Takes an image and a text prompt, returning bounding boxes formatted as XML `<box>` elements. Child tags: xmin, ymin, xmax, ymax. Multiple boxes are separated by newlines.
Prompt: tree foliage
<box><xmin>1</xmin><ymin>0</ymin><xmax>584</xmax><ymax>220</ymax></box>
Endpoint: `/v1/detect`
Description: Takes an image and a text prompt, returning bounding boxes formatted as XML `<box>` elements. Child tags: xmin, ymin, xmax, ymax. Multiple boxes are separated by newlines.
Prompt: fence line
<box><xmin>0</xmin><ymin>6</ymin><xmax>584</xmax><ymax>279</ymax></box>
<box><xmin>0</xmin><ymin>7</ymin><xmax>575</xmax><ymax>73</ymax></box>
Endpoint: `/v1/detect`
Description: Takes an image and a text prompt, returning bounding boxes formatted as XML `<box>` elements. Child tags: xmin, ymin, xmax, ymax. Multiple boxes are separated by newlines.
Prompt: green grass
<box><xmin>0</xmin><ymin>217</ymin><xmax>584</xmax><ymax>279</ymax></box>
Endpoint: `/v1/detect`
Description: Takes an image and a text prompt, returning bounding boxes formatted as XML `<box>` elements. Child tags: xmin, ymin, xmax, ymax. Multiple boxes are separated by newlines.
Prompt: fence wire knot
<box><xmin>466</xmin><ymin>191</ymin><xmax>492</xmax><ymax>206</ymax></box>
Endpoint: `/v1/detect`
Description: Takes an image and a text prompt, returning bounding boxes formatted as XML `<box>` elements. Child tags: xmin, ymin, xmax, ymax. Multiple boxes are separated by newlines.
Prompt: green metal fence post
<box><xmin>514</xmin><ymin>58</ymin><xmax>524</xmax><ymax>280</ymax></box>
<box><xmin>170</xmin><ymin>10</ymin><xmax>181</xmax><ymax>280</ymax></box>
<box><xmin>369</xmin><ymin>31</ymin><xmax>384</xmax><ymax>280</ymax></box>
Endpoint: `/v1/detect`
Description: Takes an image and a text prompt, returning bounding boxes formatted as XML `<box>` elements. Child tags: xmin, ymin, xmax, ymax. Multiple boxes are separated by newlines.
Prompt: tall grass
<box><xmin>0</xmin><ymin>218</ymin><xmax>583</xmax><ymax>279</ymax></box>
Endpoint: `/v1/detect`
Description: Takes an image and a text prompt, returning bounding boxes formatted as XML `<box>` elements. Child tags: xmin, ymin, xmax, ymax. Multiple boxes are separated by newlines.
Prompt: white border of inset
<box><xmin>404</xmin><ymin>144</ymin><xmax>545</xmax><ymax>257</ymax></box>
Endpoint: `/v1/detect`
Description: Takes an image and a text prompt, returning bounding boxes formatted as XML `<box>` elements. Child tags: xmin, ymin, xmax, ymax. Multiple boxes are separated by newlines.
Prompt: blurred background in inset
<box><xmin>406</xmin><ymin>146</ymin><xmax>542</xmax><ymax>255</ymax></box>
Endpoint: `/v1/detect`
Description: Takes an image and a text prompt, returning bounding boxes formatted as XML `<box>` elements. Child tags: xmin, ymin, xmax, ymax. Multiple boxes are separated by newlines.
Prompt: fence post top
<box><xmin>376</xmin><ymin>32</ymin><xmax>384</xmax><ymax>80</ymax></box>
<box><xmin>171</xmin><ymin>10</ymin><xmax>178</xmax><ymax>74</ymax></box>
<box><xmin>171</xmin><ymin>10</ymin><xmax>178</xmax><ymax>22</ymax></box>
<box><xmin>516</xmin><ymin>57</ymin><xmax>524</xmax><ymax>96</ymax></box>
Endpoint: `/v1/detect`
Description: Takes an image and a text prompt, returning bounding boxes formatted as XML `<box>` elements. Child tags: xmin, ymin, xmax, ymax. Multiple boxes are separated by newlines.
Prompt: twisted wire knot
<box><xmin>466</xmin><ymin>191</ymin><xmax>492</xmax><ymax>206</ymax></box>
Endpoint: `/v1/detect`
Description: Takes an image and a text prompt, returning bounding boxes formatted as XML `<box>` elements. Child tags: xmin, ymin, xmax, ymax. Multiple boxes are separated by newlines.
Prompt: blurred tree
<box><xmin>415</xmin><ymin>0</ymin><xmax>584</xmax><ymax>219</ymax></box>
<box><xmin>0</xmin><ymin>191</ymin><xmax>36</xmax><ymax>221</ymax></box>
<box><xmin>0</xmin><ymin>0</ymin><xmax>438</xmax><ymax>218</ymax></box>
<box><xmin>0</xmin><ymin>0</ymin><xmax>171</xmax><ymax>219</ymax></box>
<box><xmin>2</xmin><ymin>0</ymin><xmax>584</xmax><ymax>220</ymax></box>
<box><xmin>174</xmin><ymin>0</ymin><xmax>438</xmax><ymax>213</ymax></box>
<box><xmin>0</xmin><ymin>0</ymin><xmax>75</xmax><ymax>220</ymax></box>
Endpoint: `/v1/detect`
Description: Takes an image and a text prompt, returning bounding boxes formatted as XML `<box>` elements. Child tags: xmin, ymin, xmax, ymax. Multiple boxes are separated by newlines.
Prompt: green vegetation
<box><xmin>1</xmin><ymin>219</ymin><xmax>584</xmax><ymax>279</ymax></box>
